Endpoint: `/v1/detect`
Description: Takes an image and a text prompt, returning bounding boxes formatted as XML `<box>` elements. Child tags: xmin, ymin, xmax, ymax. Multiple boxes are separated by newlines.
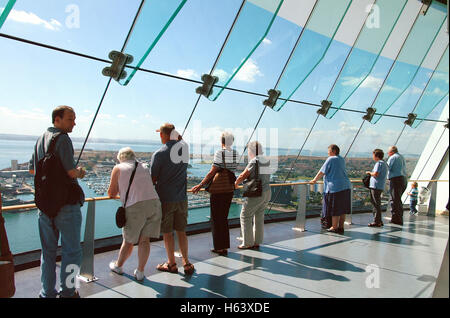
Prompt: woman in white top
<box><xmin>107</xmin><ymin>147</ymin><xmax>161</xmax><ymax>281</ymax></box>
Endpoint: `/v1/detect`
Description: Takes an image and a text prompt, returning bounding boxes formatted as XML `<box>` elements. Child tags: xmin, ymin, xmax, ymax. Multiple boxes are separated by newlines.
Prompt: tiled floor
<box><xmin>13</xmin><ymin>212</ymin><xmax>449</xmax><ymax>298</ymax></box>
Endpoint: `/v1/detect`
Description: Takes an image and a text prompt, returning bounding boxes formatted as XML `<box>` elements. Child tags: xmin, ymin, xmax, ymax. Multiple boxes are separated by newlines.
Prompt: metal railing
<box><xmin>0</xmin><ymin>179</ymin><xmax>447</xmax><ymax>283</ymax></box>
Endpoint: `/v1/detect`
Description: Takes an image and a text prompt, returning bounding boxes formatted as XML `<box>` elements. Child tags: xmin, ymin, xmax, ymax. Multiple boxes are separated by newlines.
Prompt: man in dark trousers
<box><xmin>386</xmin><ymin>146</ymin><xmax>407</xmax><ymax>226</ymax></box>
<box><xmin>29</xmin><ymin>105</ymin><xmax>85</xmax><ymax>298</ymax></box>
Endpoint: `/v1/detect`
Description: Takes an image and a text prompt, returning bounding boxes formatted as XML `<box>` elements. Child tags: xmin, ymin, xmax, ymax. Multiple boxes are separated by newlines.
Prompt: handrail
<box><xmin>0</xmin><ymin>179</ymin><xmax>447</xmax><ymax>213</ymax></box>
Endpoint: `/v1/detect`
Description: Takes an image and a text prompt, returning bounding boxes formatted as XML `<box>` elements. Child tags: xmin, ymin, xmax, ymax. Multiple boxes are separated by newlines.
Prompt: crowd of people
<box><xmin>29</xmin><ymin>106</ymin><xmax>412</xmax><ymax>298</ymax></box>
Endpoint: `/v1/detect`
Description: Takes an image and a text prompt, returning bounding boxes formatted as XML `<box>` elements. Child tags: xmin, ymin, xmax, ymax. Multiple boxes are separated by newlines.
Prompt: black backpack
<box><xmin>34</xmin><ymin>133</ymin><xmax>73</xmax><ymax>218</ymax></box>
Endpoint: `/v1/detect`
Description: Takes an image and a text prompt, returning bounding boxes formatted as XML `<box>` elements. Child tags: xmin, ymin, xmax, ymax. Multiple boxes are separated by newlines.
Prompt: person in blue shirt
<box><xmin>386</xmin><ymin>146</ymin><xmax>408</xmax><ymax>225</ymax></box>
<box><xmin>365</xmin><ymin>149</ymin><xmax>388</xmax><ymax>227</ymax></box>
<box><xmin>407</xmin><ymin>182</ymin><xmax>419</xmax><ymax>215</ymax></box>
<box><xmin>311</xmin><ymin>144</ymin><xmax>351</xmax><ymax>234</ymax></box>
<box><xmin>150</xmin><ymin>123</ymin><xmax>194</xmax><ymax>275</ymax></box>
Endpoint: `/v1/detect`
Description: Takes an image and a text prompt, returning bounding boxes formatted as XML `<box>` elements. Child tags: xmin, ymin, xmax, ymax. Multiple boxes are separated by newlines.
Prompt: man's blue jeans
<box><xmin>38</xmin><ymin>204</ymin><xmax>82</xmax><ymax>298</ymax></box>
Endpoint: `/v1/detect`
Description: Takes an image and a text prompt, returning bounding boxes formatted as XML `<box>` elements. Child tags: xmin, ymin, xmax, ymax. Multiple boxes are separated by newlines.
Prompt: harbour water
<box><xmin>3</xmin><ymin>178</ymin><xmax>244</xmax><ymax>254</ymax></box>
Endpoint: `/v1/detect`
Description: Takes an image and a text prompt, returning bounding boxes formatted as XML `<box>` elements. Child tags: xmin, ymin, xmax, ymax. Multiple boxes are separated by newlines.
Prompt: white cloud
<box><xmin>176</xmin><ymin>69</ymin><xmax>199</xmax><ymax>80</ymax></box>
<box><xmin>428</xmin><ymin>87</ymin><xmax>447</xmax><ymax>96</ymax></box>
<box><xmin>0</xmin><ymin>106</ymin><xmax>49</xmax><ymax>121</ymax></box>
<box><xmin>234</xmin><ymin>58</ymin><xmax>263</xmax><ymax>83</ymax></box>
<box><xmin>7</xmin><ymin>9</ymin><xmax>63</xmax><ymax>31</ymax></box>
<box><xmin>212</xmin><ymin>69</ymin><xmax>230</xmax><ymax>83</ymax></box>
<box><xmin>360</xmin><ymin>76</ymin><xmax>384</xmax><ymax>90</ymax></box>
<box><xmin>117</xmin><ymin>114</ymin><xmax>126</xmax><ymax>119</ymax></box>
<box><xmin>262</xmin><ymin>38</ymin><xmax>272</xmax><ymax>45</ymax></box>
<box><xmin>409</xmin><ymin>86</ymin><xmax>423</xmax><ymax>95</ymax></box>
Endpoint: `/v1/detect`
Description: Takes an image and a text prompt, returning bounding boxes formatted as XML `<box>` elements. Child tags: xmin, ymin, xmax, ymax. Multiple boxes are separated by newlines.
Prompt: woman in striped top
<box><xmin>191</xmin><ymin>132</ymin><xmax>238</xmax><ymax>256</ymax></box>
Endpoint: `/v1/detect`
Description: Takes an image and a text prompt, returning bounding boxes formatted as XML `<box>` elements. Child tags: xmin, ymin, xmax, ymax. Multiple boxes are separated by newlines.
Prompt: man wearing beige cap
<box><xmin>150</xmin><ymin>123</ymin><xmax>194</xmax><ymax>275</ymax></box>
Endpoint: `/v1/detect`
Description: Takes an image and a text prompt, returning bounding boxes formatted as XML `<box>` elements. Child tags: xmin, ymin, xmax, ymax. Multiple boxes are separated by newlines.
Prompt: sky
<box><xmin>0</xmin><ymin>0</ymin><xmax>448</xmax><ymax>156</ymax></box>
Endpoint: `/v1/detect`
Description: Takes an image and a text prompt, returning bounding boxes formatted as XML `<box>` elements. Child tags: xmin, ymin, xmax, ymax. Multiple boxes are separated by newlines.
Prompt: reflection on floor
<box><xmin>13</xmin><ymin>212</ymin><xmax>449</xmax><ymax>298</ymax></box>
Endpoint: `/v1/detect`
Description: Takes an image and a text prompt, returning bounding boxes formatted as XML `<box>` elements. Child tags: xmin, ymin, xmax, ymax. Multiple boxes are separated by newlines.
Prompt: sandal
<box><xmin>156</xmin><ymin>262</ymin><xmax>178</xmax><ymax>273</ymax></box>
<box><xmin>368</xmin><ymin>222</ymin><xmax>383</xmax><ymax>227</ymax></box>
<box><xmin>183</xmin><ymin>262</ymin><xmax>195</xmax><ymax>275</ymax></box>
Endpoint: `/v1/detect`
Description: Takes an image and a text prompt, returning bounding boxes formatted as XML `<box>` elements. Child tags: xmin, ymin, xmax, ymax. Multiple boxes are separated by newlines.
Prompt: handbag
<box><xmin>242</xmin><ymin>146</ymin><xmax>262</xmax><ymax>197</ymax></box>
<box><xmin>362</xmin><ymin>173</ymin><xmax>371</xmax><ymax>189</ymax></box>
<box><xmin>205</xmin><ymin>150</ymin><xmax>236</xmax><ymax>194</ymax></box>
<box><xmin>115</xmin><ymin>161</ymin><xmax>138</xmax><ymax>228</ymax></box>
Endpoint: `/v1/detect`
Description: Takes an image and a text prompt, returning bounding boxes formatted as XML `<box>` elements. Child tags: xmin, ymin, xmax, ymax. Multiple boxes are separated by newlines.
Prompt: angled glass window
<box><xmin>412</xmin><ymin>47</ymin><xmax>449</xmax><ymax>128</ymax></box>
<box><xmin>370</xmin><ymin>1</ymin><xmax>447</xmax><ymax>124</ymax></box>
<box><xmin>272</xmin><ymin>0</ymin><xmax>353</xmax><ymax>111</ymax></box>
<box><xmin>0</xmin><ymin>0</ymin><xmax>15</xmax><ymax>29</ymax></box>
<box><xmin>325</xmin><ymin>0</ymin><xmax>408</xmax><ymax>119</ymax></box>
<box><xmin>119</xmin><ymin>0</ymin><xmax>187</xmax><ymax>86</ymax></box>
<box><xmin>208</xmin><ymin>0</ymin><xmax>284</xmax><ymax>101</ymax></box>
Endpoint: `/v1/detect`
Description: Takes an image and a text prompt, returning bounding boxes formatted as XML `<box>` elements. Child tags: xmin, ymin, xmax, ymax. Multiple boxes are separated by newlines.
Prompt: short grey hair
<box><xmin>389</xmin><ymin>146</ymin><xmax>398</xmax><ymax>154</ymax></box>
<box><xmin>117</xmin><ymin>147</ymin><xmax>136</xmax><ymax>162</ymax></box>
<box><xmin>221</xmin><ymin>131</ymin><xmax>234</xmax><ymax>147</ymax></box>
<box><xmin>248</xmin><ymin>141</ymin><xmax>263</xmax><ymax>156</ymax></box>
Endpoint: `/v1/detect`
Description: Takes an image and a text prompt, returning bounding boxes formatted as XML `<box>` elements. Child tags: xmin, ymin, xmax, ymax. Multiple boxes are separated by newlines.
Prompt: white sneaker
<box><xmin>134</xmin><ymin>269</ymin><xmax>145</xmax><ymax>282</ymax></box>
<box><xmin>109</xmin><ymin>261</ymin><xmax>123</xmax><ymax>275</ymax></box>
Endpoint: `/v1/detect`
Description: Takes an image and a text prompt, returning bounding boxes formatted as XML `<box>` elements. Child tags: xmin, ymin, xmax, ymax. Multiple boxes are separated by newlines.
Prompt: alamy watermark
<box><xmin>365</xmin><ymin>264</ymin><xmax>380</xmax><ymax>288</ymax></box>
<box><xmin>65</xmin><ymin>4</ymin><xmax>80</xmax><ymax>29</ymax></box>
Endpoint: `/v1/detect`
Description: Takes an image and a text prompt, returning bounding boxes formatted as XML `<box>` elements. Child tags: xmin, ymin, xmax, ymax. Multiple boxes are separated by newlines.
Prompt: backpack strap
<box><xmin>47</xmin><ymin>132</ymin><xmax>66</xmax><ymax>154</ymax></box>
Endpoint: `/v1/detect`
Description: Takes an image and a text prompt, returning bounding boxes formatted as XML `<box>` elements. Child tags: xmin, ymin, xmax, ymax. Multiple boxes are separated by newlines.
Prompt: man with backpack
<box><xmin>29</xmin><ymin>105</ymin><xmax>85</xmax><ymax>298</ymax></box>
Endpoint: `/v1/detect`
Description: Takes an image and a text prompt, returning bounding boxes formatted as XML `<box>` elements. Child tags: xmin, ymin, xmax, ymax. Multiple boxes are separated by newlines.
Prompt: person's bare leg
<box><xmin>117</xmin><ymin>240</ymin><xmax>133</xmax><ymax>267</ymax></box>
<box><xmin>176</xmin><ymin>231</ymin><xmax>190</xmax><ymax>265</ymax></box>
<box><xmin>163</xmin><ymin>232</ymin><xmax>176</xmax><ymax>265</ymax></box>
<box><xmin>339</xmin><ymin>215</ymin><xmax>346</xmax><ymax>229</ymax></box>
<box><xmin>137</xmin><ymin>236</ymin><xmax>150</xmax><ymax>272</ymax></box>
<box><xmin>330</xmin><ymin>216</ymin><xmax>340</xmax><ymax>230</ymax></box>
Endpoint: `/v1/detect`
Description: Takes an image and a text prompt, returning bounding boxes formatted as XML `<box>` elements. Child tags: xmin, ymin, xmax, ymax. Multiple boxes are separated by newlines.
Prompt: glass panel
<box><xmin>208</xmin><ymin>0</ymin><xmax>284</xmax><ymax>101</ymax></box>
<box><xmin>325</xmin><ymin>0</ymin><xmax>408</xmax><ymax>119</ymax></box>
<box><xmin>0</xmin><ymin>0</ymin><xmax>15</xmax><ymax>29</ymax></box>
<box><xmin>0</xmin><ymin>0</ymin><xmax>141</xmax><ymax>59</ymax></box>
<box><xmin>273</xmin><ymin>0</ymin><xmax>353</xmax><ymax>111</ymax></box>
<box><xmin>118</xmin><ymin>0</ymin><xmax>187</xmax><ymax>86</ymax></box>
<box><xmin>370</xmin><ymin>2</ymin><xmax>447</xmax><ymax>123</ymax></box>
<box><xmin>412</xmin><ymin>47</ymin><xmax>449</xmax><ymax>128</ymax></box>
<box><xmin>0</xmin><ymin>38</ymin><xmax>117</xmax><ymax>253</ymax></box>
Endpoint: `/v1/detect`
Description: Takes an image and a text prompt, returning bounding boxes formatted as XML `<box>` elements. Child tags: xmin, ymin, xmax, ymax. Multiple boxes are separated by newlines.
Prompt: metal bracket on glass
<box><xmin>263</xmin><ymin>89</ymin><xmax>281</xmax><ymax>109</ymax></box>
<box><xmin>102</xmin><ymin>51</ymin><xmax>134</xmax><ymax>82</ymax></box>
<box><xmin>362</xmin><ymin>107</ymin><xmax>376</xmax><ymax>122</ymax></box>
<box><xmin>195</xmin><ymin>74</ymin><xmax>219</xmax><ymax>98</ymax></box>
<box><xmin>404</xmin><ymin>113</ymin><xmax>418</xmax><ymax>127</ymax></box>
<box><xmin>317</xmin><ymin>100</ymin><xmax>332</xmax><ymax>117</ymax></box>
<box><xmin>420</xmin><ymin>0</ymin><xmax>432</xmax><ymax>15</ymax></box>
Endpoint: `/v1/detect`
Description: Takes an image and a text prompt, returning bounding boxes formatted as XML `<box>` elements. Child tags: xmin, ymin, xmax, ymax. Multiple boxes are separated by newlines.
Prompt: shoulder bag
<box><xmin>205</xmin><ymin>150</ymin><xmax>236</xmax><ymax>194</ymax></box>
<box><xmin>362</xmin><ymin>173</ymin><xmax>371</xmax><ymax>189</ymax></box>
<box><xmin>116</xmin><ymin>161</ymin><xmax>138</xmax><ymax>228</ymax></box>
<box><xmin>242</xmin><ymin>147</ymin><xmax>262</xmax><ymax>198</ymax></box>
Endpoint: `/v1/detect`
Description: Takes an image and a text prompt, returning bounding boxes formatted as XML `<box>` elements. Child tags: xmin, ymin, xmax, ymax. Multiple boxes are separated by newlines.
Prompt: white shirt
<box><xmin>117</xmin><ymin>160</ymin><xmax>158</xmax><ymax>208</ymax></box>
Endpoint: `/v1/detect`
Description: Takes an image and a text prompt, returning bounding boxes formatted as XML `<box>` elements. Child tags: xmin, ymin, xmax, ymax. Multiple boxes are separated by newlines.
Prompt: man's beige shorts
<box><xmin>160</xmin><ymin>200</ymin><xmax>188</xmax><ymax>234</ymax></box>
<box><xmin>123</xmin><ymin>199</ymin><xmax>162</xmax><ymax>244</ymax></box>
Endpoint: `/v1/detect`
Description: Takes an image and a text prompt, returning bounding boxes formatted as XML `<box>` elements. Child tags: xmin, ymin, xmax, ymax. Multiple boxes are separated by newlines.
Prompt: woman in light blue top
<box><xmin>365</xmin><ymin>149</ymin><xmax>388</xmax><ymax>227</ymax></box>
<box><xmin>311</xmin><ymin>144</ymin><xmax>351</xmax><ymax>234</ymax></box>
